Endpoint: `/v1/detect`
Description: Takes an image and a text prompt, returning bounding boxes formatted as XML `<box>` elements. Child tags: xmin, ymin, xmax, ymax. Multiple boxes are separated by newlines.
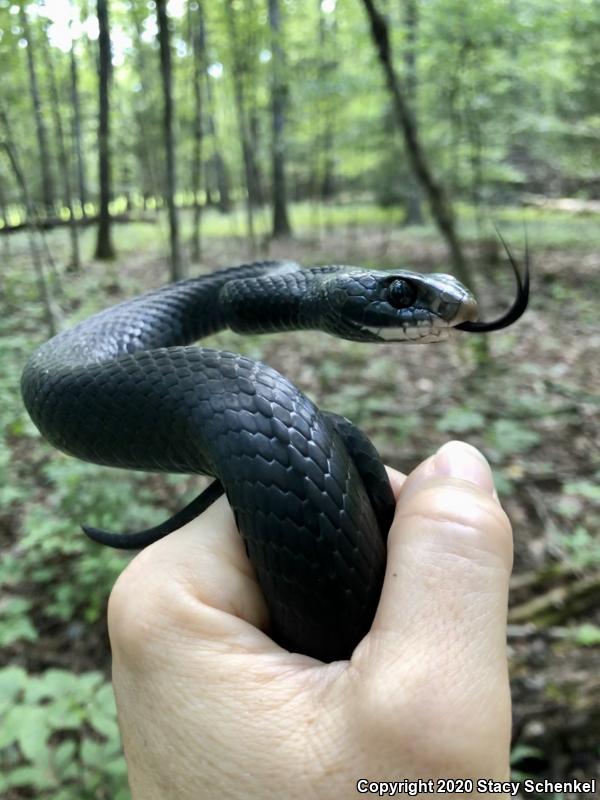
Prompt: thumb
<box><xmin>366</xmin><ymin>441</ymin><xmax>513</xmax><ymax>700</ymax></box>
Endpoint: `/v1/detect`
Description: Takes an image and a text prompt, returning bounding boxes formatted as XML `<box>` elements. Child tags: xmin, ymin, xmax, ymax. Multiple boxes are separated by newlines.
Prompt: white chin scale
<box><xmin>365</xmin><ymin>324</ymin><xmax>455</xmax><ymax>343</ymax></box>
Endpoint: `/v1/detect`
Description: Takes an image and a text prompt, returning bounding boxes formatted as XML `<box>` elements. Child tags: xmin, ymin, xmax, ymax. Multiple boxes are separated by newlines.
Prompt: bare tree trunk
<box><xmin>19</xmin><ymin>2</ymin><xmax>55</xmax><ymax>216</ymax></box>
<box><xmin>402</xmin><ymin>0</ymin><xmax>423</xmax><ymax>225</ymax></box>
<box><xmin>70</xmin><ymin>37</ymin><xmax>88</xmax><ymax>218</ymax></box>
<box><xmin>156</xmin><ymin>0</ymin><xmax>184</xmax><ymax>280</ymax></box>
<box><xmin>361</xmin><ymin>0</ymin><xmax>469</xmax><ymax>282</ymax></box>
<box><xmin>224</xmin><ymin>0</ymin><xmax>256</xmax><ymax>251</ymax></box>
<box><xmin>197</xmin><ymin>5</ymin><xmax>230</xmax><ymax>212</ymax></box>
<box><xmin>204</xmin><ymin>64</ymin><xmax>231</xmax><ymax>212</ymax></box>
<box><xmin>189</xmin><ymin>0</ymin><xmax>205</xmax><ymax>262</ymax></box>
<box><xmin>268</xmin><ymin>0</ymin><xmax>291</xmax><ymax>237</ymax></box>
<box><xmin>129</xmin><ymin>2</ymin><xmax>161</xmax><ymax>213</ymax></box>
<box><xmin>248</xmin><ymin>110</ymin><xmax>265</xmax><ymax>207</ymax></box>
<box><xmin>317</xmin><ymin>2</ymin><xmax>337</xmax><ymax>200</ymax></box>
<box><xmin>94</xmin><ymin>0</ymin><xmax>115</xmax><ymax>259</ymax></box>
<box><xmin>0</xmin><ymin>104</ymin><xmax>58</xmax><ymax>336</ymax></box>
<box><xmin>242</xmin><ymin>0</ymin><xmax>265</xmax><ymax>207</ymax></box>
<box><xmin>0</xmin><ymin>179</ymin><xmax>11</xmax><ymax>262</ymax></box>
<box><xmin>47</xmin><ymin>44</ymin><xmax>80</xmax><ymax>270</ymax></box>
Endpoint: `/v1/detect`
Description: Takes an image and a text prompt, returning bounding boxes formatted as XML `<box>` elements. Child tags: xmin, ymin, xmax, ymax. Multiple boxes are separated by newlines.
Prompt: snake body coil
<box><xmin>21</xmin><ymin>258</ymin><xmax>527</xmax><ymax>661</ymax></box>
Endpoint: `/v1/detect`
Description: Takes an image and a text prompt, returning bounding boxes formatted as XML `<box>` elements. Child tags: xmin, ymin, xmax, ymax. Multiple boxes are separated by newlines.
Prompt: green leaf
<box><xmin>3</xmin><ymin>764</ymin><xmax>55</xmax><ymax>790</ymax></box>
<box><xmin>491</xmin><ymin>469</ymin><xmax>513</xmax><ymax>496</ymax></box>
<box><xmin>0</xmin><ymin>597</ymin><xmax>38</xmax><ymax>645</ymax></box>
<box><xmin>25</xmin><ymin>670</ymin><xmax>80</xmax><ymax>703</ymax></box>
<box><xmin>80</xmin><ymin>738</ymin><xmax>110</xmax><ymax>769</ymax></box>
<box><xmin>0</xmin><ymin>666</ymin><xmax>27</xmax><ymax>705</ymax></box>
<box><xmin>436</xmin><ymin>407</ymin><xmax>485</xmax><ymax>434</ymax></box>
<box><xmin>558</xmin><ymin>526</ymin><xmax>600</xmax><ymax>569</ymax></box>
<box><xmin>0</xmin><ymin>615</ymin><xmax>38</xmax><ymax>646</ymax></box>
<box><xmin>572</xmin><ymin>623</ymin><xmax>600</xmax><ymax>646</ymax></box>
<box><xmin>510</xmin><ymin>743</ymin><xmax>543</xmax><ymax>764</ymax></box>
<box><xmin>52</xmin><ymin>739</ymin><xmax>78</xmax><ymax>773</ymax></box>
<box><xmin>564</xmin><ymin>480</ymin><xmax>600</xmax><ymax>502</ymax></box>
<box><xmin>1</xmin><ymin>704</ymin><xmax>50</xmax><ymax>764</ymax></box>
<box><xmin>485</xmin><ymin>419</ymin><xmax>540</xmax><ymax>456</ymax></box>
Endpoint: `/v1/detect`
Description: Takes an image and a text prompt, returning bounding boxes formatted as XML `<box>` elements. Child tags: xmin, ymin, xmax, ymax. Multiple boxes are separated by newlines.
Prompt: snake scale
<box><xmin>21</xmin><ymin>250</ymin><xmax>528</xmax><ymax>662</ymax></box>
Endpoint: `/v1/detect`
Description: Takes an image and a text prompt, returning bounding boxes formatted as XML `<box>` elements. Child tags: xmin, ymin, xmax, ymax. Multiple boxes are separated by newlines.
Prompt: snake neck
<box><xmin>220</xmin><ymin>267</ymin><xmax>356</xmax><ymax>337</ymax></box>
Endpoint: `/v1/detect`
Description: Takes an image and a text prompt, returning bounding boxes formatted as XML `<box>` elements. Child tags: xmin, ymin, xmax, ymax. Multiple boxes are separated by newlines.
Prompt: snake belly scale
<box><xmin>21</xmin><ymin>259</ymin><xmax>515</xmax><ymax>662</ymax></box>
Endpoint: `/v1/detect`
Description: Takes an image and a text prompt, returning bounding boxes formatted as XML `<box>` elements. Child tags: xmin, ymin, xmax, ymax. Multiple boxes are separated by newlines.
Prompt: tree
<box><xmin>94</xmin><ymin>0</ymin><xmax>115</xmax><ymax>260</ymax></box>
<box><xmin>202</xmin><ymin>17</ymin><xmax>231</xmax><ymax>212</ymax></box>
<box><xmin>70</xmin><ymin>36</ymin><xmax>89</xmax><ymax>218</ymax></box>
<box><xmin>156</xmin><ymin>0</ymin><xmax>184</xmax><ymax>279</ymax></box>
<box><xmin>401</xmin><ymin>0</ymin><xmax>423</xmax><ymax>225</ymax></box>
<box><xmin>189</xmin><ymin>0</ymin><xmax>205</xmax><ymax>262</ymax></box>
<box><xmin>46</xmin><ymin>39</ymin><xmax>80</xmax><ymax>270</ymax></box>
<box><xmin>317</xmin><ymin>0</ymin><xmax>337</xmax><ymax>200</ymax></box>
<box><xmin>0</xmin><ymin>103</ymin><xmax>58</xmax><ymax>336</ymax></box>
<box><xmin>19</xmin><ymin>2</ymin><xmax>55</xmax><ymax>215</ymax></box>
<box><xmin>224</xmin><ymin>0</ymin><xmax>257</xmax><ymax>250</ymax></box>
<box><xmin>268</xmin><ymin>0</ymin><xmax>291</xmax><ymax>237</ymax></box>
<box><xmin>361</xmin><ymin>0</ymin><xmax>469</xmax><ymax>283</ymax></box>
<box><xmin>129</xmin><ymin>0</ymin><xmax>161</xmax><ymax>212</ymax></box>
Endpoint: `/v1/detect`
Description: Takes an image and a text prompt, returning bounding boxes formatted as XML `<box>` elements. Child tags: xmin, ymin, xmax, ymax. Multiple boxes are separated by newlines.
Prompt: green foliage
<box><xmin>0</xmin><ymin>667</ymin><xmax>129</xmax><ymax>799</ymax></box>
<box><xmin>1</xmin><ymin>455</ymin><xmax>164</xmax><ymax>625</ymax></box>
<box><xmin>563</xmin><ymin>480</ymin><xmax>600</xmax><ymax>504</ymax></box>
<box><xmin>485</xmin><ymin>419</ymin><xmax>541</xmax><ymax>457</ymax></box>
<box><xmin>510</xmin><ymin>743</ymin><xmax>544</xmax><ymax>781</ymax></box>
<box><xmin>557</xmin><ymin>526</ymin><xmax>600</xmax><ymax>570</ymax></box>
<box><xmin>436</xmin><ymin>406</ymin><xmax>486</xmax><ymax>434</ymax></box>
<box><xmin>570</xmin><ymin>623</ymin><xmax>600</xmax><ymax>647</ymax></box>
<box><xmin>1</xmin><ymin>0</ymin><xmax>599</xmax><ymax>222</ymax></box>
<box><xmin>490</xmin><ymin>468</ymin><xmax>514</xmax><ymax>497</ymax></box>
<box><xmin>0</xmin><ymin>598</ymin><xmax>38</xmax><ymax>647</ymax></box>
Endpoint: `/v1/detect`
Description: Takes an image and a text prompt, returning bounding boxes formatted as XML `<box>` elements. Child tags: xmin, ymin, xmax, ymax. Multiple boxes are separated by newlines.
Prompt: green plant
<box><xmin>0</xmin><ymin>597</ymin><xmax>37</xmax><ymax>646</ymax></box>
<box><xmin>436</xmin><ymin>406</ymin><xmax>486</xmax><ymax>434</ymax></box>
<box><xmin>485</xmin><ymin>419</ymin><xmax>541</xmax><ymax>457</ymax></box>
<box><xmin>0</xmin><ymin>666</ymin><xmax>129</xmax><ymax>799</ymax></box>
<box><xmin>557</xmin><ymin>525</ymin><xmax>600</xmax><ymax>569</ymax></box>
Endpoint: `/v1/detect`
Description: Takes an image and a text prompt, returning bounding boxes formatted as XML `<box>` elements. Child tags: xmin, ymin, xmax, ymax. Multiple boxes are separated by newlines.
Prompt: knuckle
<box><xmin>107</xmin><ymin>548</ymin><xmax>170</xmax><ymax>658</ymax></box>
<box><xmin>400</xmin><ymin>484</ymin><xmax>513</xmax><ymax>566</ymax></box>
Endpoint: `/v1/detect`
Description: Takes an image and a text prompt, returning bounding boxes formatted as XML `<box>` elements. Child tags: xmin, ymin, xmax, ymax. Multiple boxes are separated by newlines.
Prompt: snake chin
<box><xmin>363</xmin><ymin>323</ymin><xmax>454</xmax><ymax>343</ymax></box>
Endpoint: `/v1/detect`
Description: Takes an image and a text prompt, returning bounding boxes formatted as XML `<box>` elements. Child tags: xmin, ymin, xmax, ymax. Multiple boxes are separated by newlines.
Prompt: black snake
<box><xmin>21</xmin><ymin>250</ymin><xmax>528</xmax><ymax>662</ymax></box>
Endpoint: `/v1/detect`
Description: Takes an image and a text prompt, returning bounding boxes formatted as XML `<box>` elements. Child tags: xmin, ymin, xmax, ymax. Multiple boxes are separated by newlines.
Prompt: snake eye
<box><xmin>387</xmin><ymin>279</ymin><xmax>417</xmax><ymax>309</ymax></box>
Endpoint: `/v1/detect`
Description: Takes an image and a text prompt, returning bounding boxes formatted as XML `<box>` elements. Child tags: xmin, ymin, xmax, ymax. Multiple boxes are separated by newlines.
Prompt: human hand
<box><xmin>108</xmin><ymin>441</ymin><xmax>513</xmax><ymax>799</ymax></box>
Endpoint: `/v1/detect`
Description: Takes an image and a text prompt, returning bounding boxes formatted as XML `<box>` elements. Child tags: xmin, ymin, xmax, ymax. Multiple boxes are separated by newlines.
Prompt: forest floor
<box><xmin>2</xmin><ymin>205</ymin><xmax>599</xmax><ymax>796</ymax></box>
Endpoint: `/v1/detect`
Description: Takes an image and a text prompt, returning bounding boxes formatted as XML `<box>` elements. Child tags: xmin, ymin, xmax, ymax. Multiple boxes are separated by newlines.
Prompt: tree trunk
<box><xmin>47</xmin><ymin>43</ymin><xmax>80</xmax><ymax>270</ymax></box>
<box><xmin>70</xmin><ymin>38</ymin><xmax>88</xmax><ymax>218</ymax></box>
<box><xmin>0</xmin><ymin>104</ymin><xmax>58</xmax><ymax>336</ymax></box>
<box><xmin>402</xmin><ymin>0</ymin><xmax>423</xmax><ymax>225</ymax></box>
<box><xmin>224</xmin><ymin>0</ymin><xmax>256</xmax><ymax>251</ymax></box>
<box><xmin>199</xmin><ymin>7</ymin><xmax>230</xmax><ymax>212</ymax></box>
<box><xmin>156</xmin><ymin>0</ymin><xmax>184</xmax><ymax>280</ymax></box>
<box><xmin>129</xmin><ymin>3</ymin><xmax>161</xmax><ymax>213</ymax></box>
<box><xmin>189</xmin><ymin>0</ymin><xmax>205</xmax><ymax>262</ymax></box>
<box><xmin>204</xmin><ymin>66</ymin><xmax>231</xmax><ymax>212</ymax></box>
<box><xmin>317</xmin><ymin>2</ymin><xmax>337</xmax><ymax>200</ymax></box>
<box><xmin>248</xmin><ymin>110</ymin><xmax>265</xmax><ymax>207</ymax></box>
<box><xmin>242</xmin><ymin>0</ymin><xmax>265</xmax><ymax>207</ymax></box>
<box><xmin>94</xmin><ymin>0</ymin><xmax>115</xmax><ymax>259</ymax></box>
<box><xmin>268</xmin><ymin>0</ymin><xmax>291</xmax><ymax>237</ymax></box>
<box><xmin>361</xmin><ymin>0</ymin><xmax>469</xmax><ymax>282</ymax></box>
<box><xmin>0</xmin><ymin>179</ymin><xmax>11</xmax><ymax>262</ymax></box>
<box><xmin>19</xmin><ymin>2</ymin><xmax>55</xmax><ymax>216</ymax></box>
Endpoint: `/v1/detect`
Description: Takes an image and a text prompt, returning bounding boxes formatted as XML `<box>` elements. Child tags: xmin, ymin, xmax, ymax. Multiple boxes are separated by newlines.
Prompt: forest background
<box><xmin>0</xmin><ymin>0</ymin><xmax>599</xmax><ymax>797</ymax></box>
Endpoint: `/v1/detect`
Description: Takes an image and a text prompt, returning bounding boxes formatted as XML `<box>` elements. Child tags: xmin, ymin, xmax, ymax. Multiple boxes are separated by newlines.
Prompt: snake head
<box><xmin>320</xmin><ymin>268</ymin><xmax>478</xmax><ymax>343</ymax></box>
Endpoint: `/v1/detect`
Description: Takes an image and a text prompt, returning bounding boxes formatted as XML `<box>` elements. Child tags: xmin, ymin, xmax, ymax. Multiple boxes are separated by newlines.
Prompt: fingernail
<box><xmin>433</xmin><ymin>441</ymin><xmax>495</xmax><ymax>495</ymax></box>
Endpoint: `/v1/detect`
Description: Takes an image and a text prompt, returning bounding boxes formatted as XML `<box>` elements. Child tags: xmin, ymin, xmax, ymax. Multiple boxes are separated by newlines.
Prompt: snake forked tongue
<box><xmin>455</xmin><ymin>233</ymin><xmax>530</xmax><ymax>333</ymax></box>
